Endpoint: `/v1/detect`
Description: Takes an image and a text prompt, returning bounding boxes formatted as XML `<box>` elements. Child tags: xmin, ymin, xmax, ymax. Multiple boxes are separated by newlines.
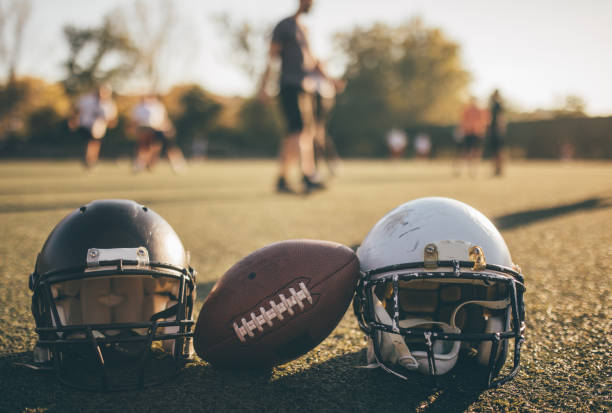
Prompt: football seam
<box><xmin>231</xmin><ymin>280</ymin><xmax>317</xmax><ymax>343</ymax></box>
<box><xmin>198</xmin><ymin>254</ymin><xmax>358</xmax><ymax>356</ymax></box>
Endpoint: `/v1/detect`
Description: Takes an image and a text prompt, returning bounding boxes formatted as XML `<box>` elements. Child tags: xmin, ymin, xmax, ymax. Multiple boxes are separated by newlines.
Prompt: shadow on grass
<box><xmin>1</xmin><ymin>348</ymin><xmax>491</xmax><ymax>412</ymax></box>
<box><xmin>494</xmin><ymin>196</ymin><xmax>611</xmax><ymax>230</ymax></box>
<box><xmin>0</xmin><ymin>191</ymin><xmax>274</xmax><ymax>214</ymax></box>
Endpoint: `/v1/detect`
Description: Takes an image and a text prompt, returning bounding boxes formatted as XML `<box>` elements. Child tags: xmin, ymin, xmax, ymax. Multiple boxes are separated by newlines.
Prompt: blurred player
<box><xmin>131</xmin><ymin>94</ymin><xmax>186</xmax><ymax>174</ymax></box>
<box><xmin>258</xmin><ymin>0</ymin><xmax>341</xmax><ymax>194</ymax></box>
<box><xmin>487</xmin><ymin>89</ymin><xmax>507</xmax><ymax>176</ymax></box>
<box><xmin>386</xmin><ymin>128</ymin><xmax>407</xmax><ymax>160</ymax></box>
<box><xmin>414</xmin><ymin>132</ymin><xmax>431</xmax><ymax>160</ymax></box>
<box><xmin>452</xmin><ymin>125</ymin><xmax>465</xmax><ymax>176</ymax></box>
<box><xmin>459</xmin><ymin>96</ymin><xmax>489</xmax><ymax>177</ymax></box>
<box><xmin>309</xmin><ymin>66</ymin><xmax>343</xmax><ymax>178</ymax></box>
<box><xmin>69</xmin><ymin>84</ymin><xmax>117</xmax><ymax>169</ymax></box>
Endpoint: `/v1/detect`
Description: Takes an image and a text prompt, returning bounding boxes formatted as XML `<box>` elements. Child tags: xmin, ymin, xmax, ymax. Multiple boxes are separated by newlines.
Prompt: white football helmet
<box><xmin>353</xmin><ymin>197</ymin><xmax>526</xmax><ymax>387</ymax></box>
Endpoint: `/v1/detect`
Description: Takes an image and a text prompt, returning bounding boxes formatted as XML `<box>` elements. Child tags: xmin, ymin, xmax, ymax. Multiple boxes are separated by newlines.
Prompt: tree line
<box><xmin>0</xmin><ymin>3</ymin><xmax>605</xmax><ymax>159</ymax></box>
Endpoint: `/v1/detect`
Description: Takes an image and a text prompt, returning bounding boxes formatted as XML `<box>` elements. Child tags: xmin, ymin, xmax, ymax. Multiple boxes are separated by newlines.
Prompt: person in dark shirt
<box><xmin>487</xmin><ymin>89</ymin><xmax>507</xmax><ymax>176</ymax></box>
<box><xmin>258</xmin><ymin>0</ymin><xmax>341</xmax><ymax>193</ymax></box>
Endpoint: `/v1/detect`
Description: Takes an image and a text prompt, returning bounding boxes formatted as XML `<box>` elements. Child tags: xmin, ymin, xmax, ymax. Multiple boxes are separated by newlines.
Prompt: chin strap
<box><xmin>367</xmin><ymin>299</ymin><xmax>419</xmax><ymax>370</ymax></box>
<box><xmin>396</xmin><ymin>318</ymin><xmax>461</xmax><ymax>375</ymax></box>
<box><xmin>449</xmin><ymin>297</ymin><xmax>511</xmax><ymax>366</ymax></box>
<box><xmin>449</xmin><ymin>297</ymin><xmax>511</xmax><ymax>329</ymax></box>
<box><xmin>366</xmin><ymin>295</ymin><xmax>512</xmax><ymax>376</ymax></box>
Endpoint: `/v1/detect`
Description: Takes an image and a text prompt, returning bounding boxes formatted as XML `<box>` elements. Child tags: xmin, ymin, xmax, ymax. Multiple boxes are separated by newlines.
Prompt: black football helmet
<box><xmin>29</xmin><ymin>199</ymin><xmax>196</xmax><ymax>391</ymax></box>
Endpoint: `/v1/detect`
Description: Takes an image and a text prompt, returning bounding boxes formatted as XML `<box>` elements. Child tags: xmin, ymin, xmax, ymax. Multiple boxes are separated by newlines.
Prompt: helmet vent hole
<box><xmin>248</xmin><ymin>272</ymin><xmax>256</xmax><ymax>280</ymax></box>
<box><xmin>79</xmin><ymin>206</ymin><xmax>86</xmax><ymax>213</ymax></box>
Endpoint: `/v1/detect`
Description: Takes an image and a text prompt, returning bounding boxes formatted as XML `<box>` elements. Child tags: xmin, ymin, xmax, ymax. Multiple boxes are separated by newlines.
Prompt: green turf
<box><xmin>0</xmin><ymin>159</ymin><xmax>610</xmax><ymax>412</ymax></box>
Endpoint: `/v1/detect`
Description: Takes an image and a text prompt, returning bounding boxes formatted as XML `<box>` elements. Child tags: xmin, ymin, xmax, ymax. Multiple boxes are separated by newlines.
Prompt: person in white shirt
<box><xmin>69</xmin><ymin>84</ymin><xmax>117</xmax><ymax>168</ymax></box>
<box><xmin>386</xmin><ymin>128</ymin><xmax>408</xmax><ymax>160</ymax></box>
<box><xmin>414</xmin><ymin>132</ymin><xmax>432</xmax><ymax>160</ymax></box>
<box><xmin>131</xmin><ymin>95</ymin><xmax>185</xmax><ymax>173</ymax></box>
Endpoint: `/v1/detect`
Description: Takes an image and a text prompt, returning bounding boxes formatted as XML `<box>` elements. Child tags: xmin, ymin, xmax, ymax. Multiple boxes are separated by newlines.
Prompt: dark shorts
<box><xmin>464</xmin><ymin>134</ymin><xmax>483</xmax><ymax>150</ymax></box>
<box><xmin>488</xmin><ymin>132</ymin><xmax>504</xmax><ymax>155</ymax></box>
<box><xmin>279</xmin><ymin>84</ymin><xmax>304</xmax><ymax>134</ymax></box>
<box><xmin>138</xmin><ymin>127</ymin><xmax>169</xmax><ymax>146</ymax></box>
<box><xmin>77</xmin><ymin>126</ymin><xmax>95</xmax><ymax>142</ymax></box>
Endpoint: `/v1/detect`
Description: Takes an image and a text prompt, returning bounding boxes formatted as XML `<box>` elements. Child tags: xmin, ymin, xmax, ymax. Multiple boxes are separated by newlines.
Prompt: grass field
<box><xmin>0</xmin><ymin>159</ymin><xmax>610</xmax><ymax>412</ymax></box>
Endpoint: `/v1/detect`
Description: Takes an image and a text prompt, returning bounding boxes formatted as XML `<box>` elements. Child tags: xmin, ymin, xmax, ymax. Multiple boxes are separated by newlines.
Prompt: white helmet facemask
<box><xmin>366</xmin><ymin>292</ymin><xmax>511</xmax><ymax>376</ymax></box>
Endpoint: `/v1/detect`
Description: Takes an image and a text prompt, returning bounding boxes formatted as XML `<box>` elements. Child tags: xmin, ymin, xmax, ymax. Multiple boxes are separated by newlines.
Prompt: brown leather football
<box><xmin>194</xmin><ymin>239</ymin><xmax>360</xmax><ymax>368</ymax></box>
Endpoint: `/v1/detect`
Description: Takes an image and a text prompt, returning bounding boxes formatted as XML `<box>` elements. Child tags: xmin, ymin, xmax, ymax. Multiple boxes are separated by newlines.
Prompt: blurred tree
<box><xmin>0</xmin><ymin>77</ymin><xmax>71</xmax><ymax>142</ymax></box>
<box><xmin>212</xmin><ymin>14</ymin><xmax>283</xmax><ymax>155</ymax></box>
<box><xmin>331</xmin><ymin>18</ymin><xmax>469</xmax><ymax>156</ymax></box>
<box><xmin>0</xmin><ymin>0</ymin><xmax>31</xmax><ymax>82</ymax></box>
<box><xmin>62</xmin><ymin>15</ymin><xmax>137</xmax><ymax>96</ymax></box>
<box><xmin>237</xmin><ymin>98</ymin><xmax>283</xmax><ymax>156</ymax></box>
<box><xmin>114</xmin><ymin>0</ymin><xmax>197</xmax><ymax>94</ymax></box>
<box><xmin>555</xmin><ymin>95</ymin><xmax>587</xmax><ymax>118</ymax></box>
<box><xmin>0</xmin><ymin>0</ymin><xmax>31</xmax><ymax>139</ymax></box>
<box><xmin>127</xmin><ymin>0</ymin><xmax>174</xmax><ymax>92</ymax></box>
<box><xmin>213</xmin><ymin>13</ymin><xmax>271</xmax><ymax>86</ymax></box>
<box><xmin>170</xmin><ymin>85</ymin><xmax>222</xmax><ymax>151</ymax></box>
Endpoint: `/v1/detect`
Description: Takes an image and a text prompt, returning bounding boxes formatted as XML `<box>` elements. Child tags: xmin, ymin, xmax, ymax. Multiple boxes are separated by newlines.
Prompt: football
<box><xmin>194</xmin><ymin>239</ymin><xmax>360</xmax><ymax>368</ymax></box>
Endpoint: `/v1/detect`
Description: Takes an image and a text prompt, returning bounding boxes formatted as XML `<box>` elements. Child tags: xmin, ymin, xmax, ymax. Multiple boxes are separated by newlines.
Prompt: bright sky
<box><xmin>18</xmin><ymin>0</ymin><xmax>612</xmax><ymax>116</ymax></box>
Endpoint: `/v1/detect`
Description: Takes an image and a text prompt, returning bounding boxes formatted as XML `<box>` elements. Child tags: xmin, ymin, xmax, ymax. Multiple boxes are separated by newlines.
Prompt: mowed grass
<box><xmin>0</xmin><ymin>159</ymin><xmax>610</xmax><ymax>412</ymax></box>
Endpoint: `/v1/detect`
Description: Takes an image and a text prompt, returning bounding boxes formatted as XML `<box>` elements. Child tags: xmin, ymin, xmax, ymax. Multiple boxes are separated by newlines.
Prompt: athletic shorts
<box><xmin>137</xmin><ymin>127</ymin><xmax>169</xmax><ymax>146</ymax></box>
<box><xmin>464</xmin><ymin>134</ymin><xmax>483</xmax><ymax>150</ymax></box>
<box><xmin>77</xmin><ymin>126</ymin><xmax>95</xmax><ymax>142</ymax></box>
<box><xmin>279</xmin><ymin>84</ymin><xmax>304</xmax><ymax>134</ymax></box>
<box><xmin>488</xmin><ymin>133</ymin><xmax>504</xmax><ymax>155</ymax></box>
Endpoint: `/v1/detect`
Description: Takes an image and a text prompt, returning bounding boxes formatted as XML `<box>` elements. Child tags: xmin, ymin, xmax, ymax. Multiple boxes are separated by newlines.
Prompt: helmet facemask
<box><xmin>30</xmin><ymin>247</ymin><xmax>196</xmax><ymax>391</ymax></box>
<box><xmin>354</xmin><ymin>240</ymin><xmax>525</xmax><ymax>388</ymax></box>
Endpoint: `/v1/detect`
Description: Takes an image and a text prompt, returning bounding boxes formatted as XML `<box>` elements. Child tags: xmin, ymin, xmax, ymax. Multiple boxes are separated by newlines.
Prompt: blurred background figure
<box><xmin>68</xmin><ymin>84</ymin><xmax>117</xmax><ymax>169</ymax></box>
<box><xmin>258</xmin><ymin>0</ymin><xmax>341</xmax><ymax>194</ymax></box>
<box><xmin>191</xmin><ymin>136</ymin><xmax>209</xmax><ymax>160</ymax></box>
<box><xmin>452</xmin><ymin>126</ymin><xmax>465</xmax><ymax>175</ymax></box>
<box><xmin>560</xmin><ymin>140</ymin><xmax>576</xmax><ymax>161</ymax></box>
<box><xmin>487</xmin><ymin>89</ymin><xmax>507</xmax><ymax>176</ymax></box>
<box><xmin>131</xmin><ymin>94</ymin><xmax>186</xmax><ymax>174</ymax></box>
<box><xmin>310</xmin><ymin>66</ymin><xmax>343</xmax><ymax>179</ymax></box>
<box><xmin>386</xmin><ymin>127</ymin><xmax>408</xmax><ymax>160</ymax></box>
<box><xmin>414</xmin><ymin>132</ymin><xmax>431</xmax><ymax>160</ymax></box>
<box><xmin>458</xmin><ymin>96</ymin><xmax>488</xmax><ymax>177</ymax></box>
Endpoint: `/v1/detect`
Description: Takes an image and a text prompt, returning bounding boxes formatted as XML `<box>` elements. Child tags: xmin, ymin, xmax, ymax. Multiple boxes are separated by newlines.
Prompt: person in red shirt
<box><xmin>458</xmin><ymin>96</ymin><xmax>489</xmax><ymax>177</ymax></box>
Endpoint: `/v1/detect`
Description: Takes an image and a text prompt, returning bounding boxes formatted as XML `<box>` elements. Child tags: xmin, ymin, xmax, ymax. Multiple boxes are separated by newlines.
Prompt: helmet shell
<box><xmin>36</xmin><ymin>199</ymin><xmax>188</xmax><ymax>276</ymax></box>
<box><xmin>357</xmin><ymin>197</ymin><xmax>513</xmax><ymax>271</ymax></box>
